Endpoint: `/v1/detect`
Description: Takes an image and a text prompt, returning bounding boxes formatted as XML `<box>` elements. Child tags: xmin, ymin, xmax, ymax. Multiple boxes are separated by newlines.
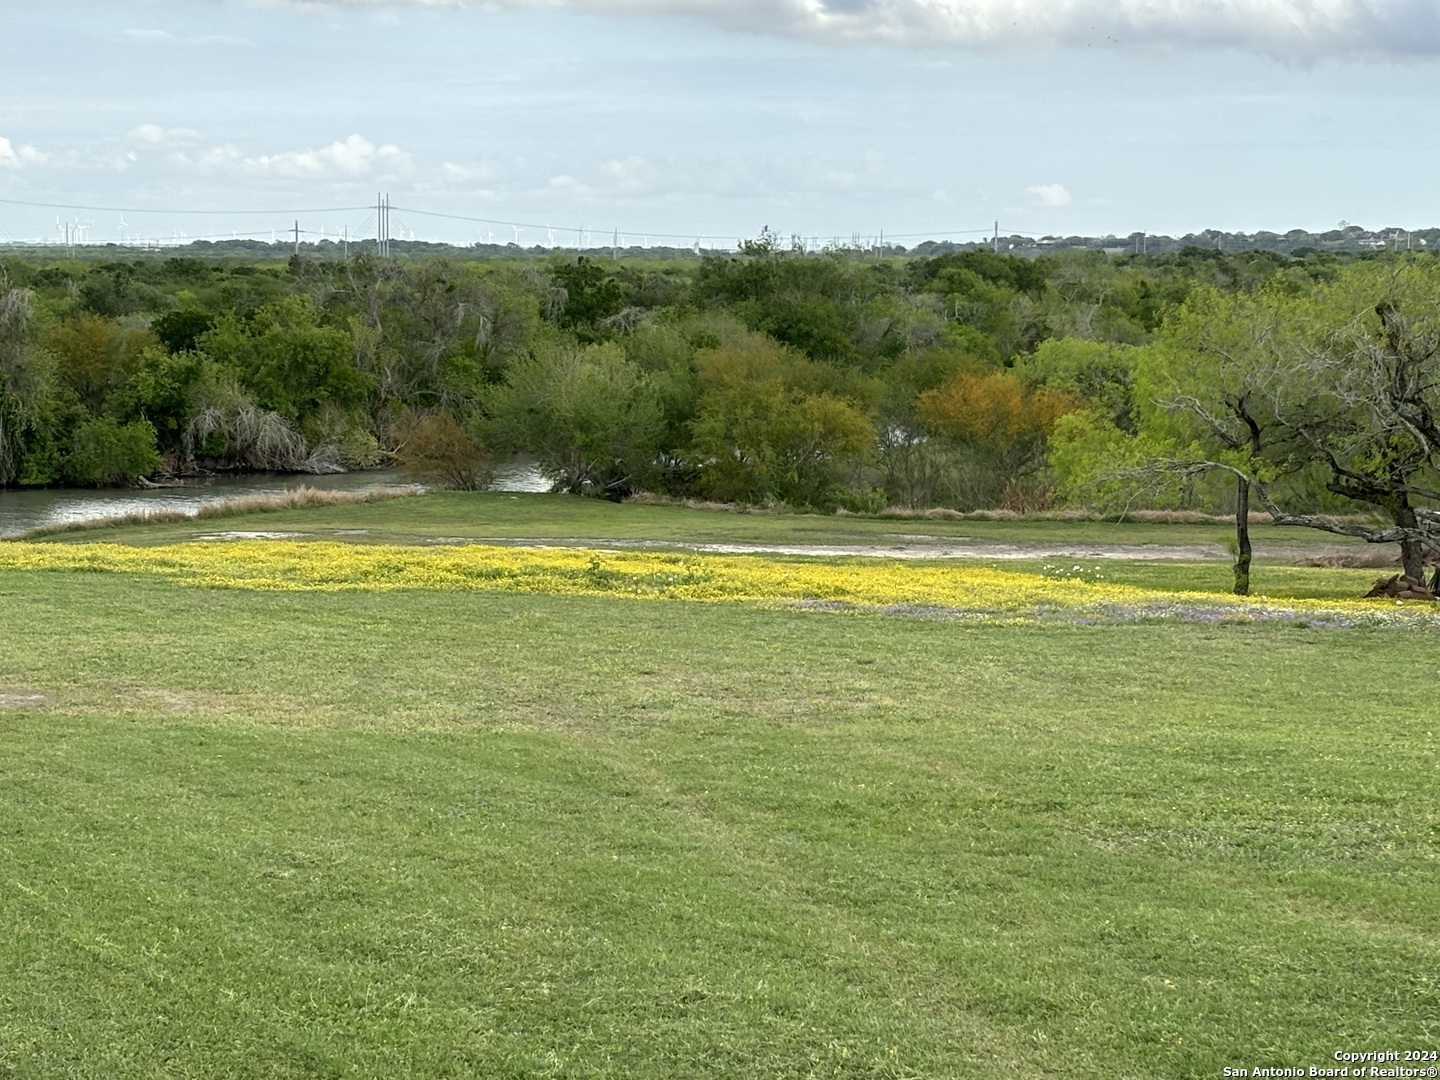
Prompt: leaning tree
<box><xmin>1053</xmin><ymin>260</ymin><xmax>1440</xmax><ymax>589</ymax></box>
<box><xmin>1255</xmin><ymin>261</ymin><xmax>1440</xmax><ymax>583</ymax></box>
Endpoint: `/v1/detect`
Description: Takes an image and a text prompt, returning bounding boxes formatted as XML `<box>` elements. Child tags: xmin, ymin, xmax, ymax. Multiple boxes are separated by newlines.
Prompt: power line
<box><xmin>0</xmin><ymin>192</ymin><xmax>1046</xmax><ymax>249</ymax></box>
<box><xmin>0</xmin><ymin>196</ymin><xmax>370</xmax><ymax>215</ymax></box>
<box><xmin>385</xmin><ymin>205</ymin><xmax>1012</xmax><ymax>244</ymax></box>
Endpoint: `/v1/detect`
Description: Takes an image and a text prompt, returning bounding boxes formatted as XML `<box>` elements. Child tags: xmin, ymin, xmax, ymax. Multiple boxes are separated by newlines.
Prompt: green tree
<box><xmin>109</xmin><ymin>347</ymin><xmax>211</xmax><ymax>453</ymax></box>
<box><xmin>197</xmin><ymin>297</ymin><xmax>372</xmax><ymax>423</ymax></box>
<box><xmin>1055</xmin><ymin>263</ymin><xmax>1440</xmax><ymax>589</ymax></box>
<box><xmin>545</xmin><ymin>257</ymin><xmax>625</xmax><ymax>336</ymax></box>
<box><xmin>46</xmin><ymin>314</ymin><xmax>155</xmax><ymax>414</ymax></box>
<box><xmin>485</xmin><ymin>342</ymin><xmax>664</xmax><ymax>498</ymax></box>
<box><xmin>65</xmin><ymin>417</ymin><xmax>161</xmax><ymax>485</ymax></box>
<box><xmin>690</xmin><ymin>335</ymin><xmax>875</xmax><ymax>507</ymax></box>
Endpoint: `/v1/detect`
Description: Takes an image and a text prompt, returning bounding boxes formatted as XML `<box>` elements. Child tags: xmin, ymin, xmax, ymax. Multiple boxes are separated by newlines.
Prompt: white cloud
<box><xmin>243</xmin><ymin>134</ymin><xmax>413</xmax><ymax>179</ymax></box>
<box><xmin>440</xmin><ymin>160</ymin><xmax>497</xmax><ymax>183</ymax></box>
<box><xmin>0</xmin><ymin>137</ymin><xmax>47</xmax><ymax>169</ymax></box>
<box><xmin>1026</xmin><ymin>182</ymin><xmax>1071</xmax><ymax>207</ymax></box>
<box><xmin>278</xmin><ymin>0</ymin><xmax>1440</xmax><ymax>58</ymax></box>
<box><xmin>124</xmin><ymin>28</ymin><xmax>251</xmax><ymax>47</ymax></box>
<box><xmin>128</xmin><ymin>124</ymin><xmax>202</xmax><ymax>147</ymax></box>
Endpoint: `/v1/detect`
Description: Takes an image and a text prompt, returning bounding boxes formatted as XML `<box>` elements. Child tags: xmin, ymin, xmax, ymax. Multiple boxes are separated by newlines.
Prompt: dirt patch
<box><xmin>193</xmin><ymin>530</ymin><xmax>306</xmax><ymax>541</ymax></box>
<box><xmin>0</xmin><ymin>693</ymin><xmax>46</xmax><ymax>708</ymax></box>
<box><xmin>171</xmin><ymin>529</ymin><xmax>1381</xmax><ymax>566</ymax></box>
<box><xmin>447</xmin><ymin>536</ymin><xmax>1237</xmax><ymax>561</ymax></box>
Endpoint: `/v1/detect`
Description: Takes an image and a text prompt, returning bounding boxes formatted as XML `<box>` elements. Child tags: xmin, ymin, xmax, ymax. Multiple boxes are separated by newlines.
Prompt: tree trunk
<box><xmin>1401</xmin><ymin>539</ymin><xmax>1426</xmax><ymax>582</ymax></box>
<box><xmin>1391</xmin><ymin>499</ymin><xmax>1427</xmax><ymax>581</ymax></box>
<box><xmin>1233</xmin><ymin>475</ymin><xmax>1252</xmax><ymax>596</ymax></box>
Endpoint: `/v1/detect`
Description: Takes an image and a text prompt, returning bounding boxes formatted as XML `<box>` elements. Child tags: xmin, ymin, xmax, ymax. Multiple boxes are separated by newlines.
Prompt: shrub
<box><xmin>392</xmin><ymin>410</ymin><xmax>491</xmax><ymax>490</ymax></box>
<box><xmin>65</xmin><ymin>418</ymin><xmax>161</xmax><ymax>486</ymax></box>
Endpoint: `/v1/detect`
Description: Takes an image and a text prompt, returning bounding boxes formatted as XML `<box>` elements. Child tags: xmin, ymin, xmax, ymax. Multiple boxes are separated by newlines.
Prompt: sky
<box><xmin>2</xmin><ymin>0</ymin><xmax>1438</xmax><ymax>248</ymax></box>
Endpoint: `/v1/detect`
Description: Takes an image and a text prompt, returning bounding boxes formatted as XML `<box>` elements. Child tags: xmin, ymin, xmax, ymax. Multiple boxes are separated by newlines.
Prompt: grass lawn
<box><xmin>36</xmin><ymin>489</ymin><xmax>1373</xmax><ymax>556</ymax></box>
<box><xmin>1</xmin><ymin>495</ymin><xmax>1435</xmax><ymax>1078</ymax></box>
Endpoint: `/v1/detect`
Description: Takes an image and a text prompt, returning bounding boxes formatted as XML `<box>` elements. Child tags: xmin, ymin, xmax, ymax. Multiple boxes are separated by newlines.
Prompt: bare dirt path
<box><xmin>421</xmin><ymin>536</ymin><xmax>1352</xmax><ymax>563</ymax></box>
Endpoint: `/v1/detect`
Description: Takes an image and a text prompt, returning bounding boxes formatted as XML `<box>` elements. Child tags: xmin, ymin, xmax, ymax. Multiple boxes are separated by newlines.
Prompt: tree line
<box><xmin>3</xmin><ymin>239</ymin><xmax>1438</xmax><ymax>575</ymax></box>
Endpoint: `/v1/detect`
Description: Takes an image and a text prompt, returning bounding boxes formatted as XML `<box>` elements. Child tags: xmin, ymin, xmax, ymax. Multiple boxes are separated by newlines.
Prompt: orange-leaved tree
<box><xmin>915</xmin><ymin>369</ymin><xmax>1078</xmax><ymax>508</ymax></box>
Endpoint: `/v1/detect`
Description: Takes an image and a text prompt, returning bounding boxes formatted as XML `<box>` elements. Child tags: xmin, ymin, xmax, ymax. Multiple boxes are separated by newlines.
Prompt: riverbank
<box><xmin>0</xmin><ymin>457</ymin><xmax>548</xmax><ymax>537</ymax></box>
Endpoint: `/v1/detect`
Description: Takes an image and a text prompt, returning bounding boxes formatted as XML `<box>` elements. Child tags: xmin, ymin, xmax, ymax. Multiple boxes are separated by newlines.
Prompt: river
<box><xmin>0</xmin><ymin>457</ymin><xmax>549</xmax><ymax>537</ymax></box>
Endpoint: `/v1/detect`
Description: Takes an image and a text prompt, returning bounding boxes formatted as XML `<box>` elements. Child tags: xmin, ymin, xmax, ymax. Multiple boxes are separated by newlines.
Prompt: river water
<box><xmin>0</xmin><ymin>457</ymin><xmax>549</xmax><ymax>537</ymax></box>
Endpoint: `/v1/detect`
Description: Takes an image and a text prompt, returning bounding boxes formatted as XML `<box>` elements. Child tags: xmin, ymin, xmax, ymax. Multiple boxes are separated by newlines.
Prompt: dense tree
<box><xmin>3</xmin><ymin>244</ymin><xmax>1438</xmax><ymax>520</ymax></box>
<box><xmin>917</xmin><ymin>369</ymin><xmax>1077</xmax><ymax>509</ymax></box>
<box><xmin>197</xmin><ymin>297</ymin><xmax>372</xmax><ymax>424</ymax></box>
<box><xmin>0</xmin><ymin>275</ymin><xmax>37</xmax><ymax>483</ymax></box>
<box><xmin>545</xmin><ymin>256</ymin><xmax>626</xmax><ymax>336</ymax></box>
<box><xmin>690</xmin><ymin>335</ymin><xmax>875</xmax><ymax>507</ymax></box>
<box><xmin>485</xmin><ymin>342</ymin><xmax>665</xmax><ymax>498</ymax></box>
<box><xmin>47</xmin><ymin>314</ymin><xmax>155</xmax><ymax>414</ymax></box>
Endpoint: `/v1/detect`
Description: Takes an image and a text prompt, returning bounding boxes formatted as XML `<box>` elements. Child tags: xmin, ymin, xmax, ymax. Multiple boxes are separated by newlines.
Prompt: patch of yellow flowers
<box><xmin>0</xmin><ymin>539</ymin><xmax>1428</xmax><ymax>627</ymax></box>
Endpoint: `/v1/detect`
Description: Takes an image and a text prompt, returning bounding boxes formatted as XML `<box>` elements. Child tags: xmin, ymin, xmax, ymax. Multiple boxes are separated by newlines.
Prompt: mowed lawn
<box><xmin>1</xmin><ymin>507</ymin><xmax>1436</xmax><ymax>1077</ymax></box>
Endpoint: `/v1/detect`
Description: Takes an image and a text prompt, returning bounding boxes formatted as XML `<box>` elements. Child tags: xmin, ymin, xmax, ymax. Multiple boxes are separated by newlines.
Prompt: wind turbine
<box><xmin>118</xmin><ymin>215</ymin><xmax>130</xmax><ymax>244</ymax></box>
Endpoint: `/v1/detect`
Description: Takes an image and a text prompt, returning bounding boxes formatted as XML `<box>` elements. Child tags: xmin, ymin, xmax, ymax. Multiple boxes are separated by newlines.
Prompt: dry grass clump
<box><xmin>14</xmin><ymin>485</ymin><xmax>421</xmax><ymax>539</ymax></box>
<box><xmin>193</xmin><ymin>485</ymin><xmax>419</xmax><ymax>518</ymax></box>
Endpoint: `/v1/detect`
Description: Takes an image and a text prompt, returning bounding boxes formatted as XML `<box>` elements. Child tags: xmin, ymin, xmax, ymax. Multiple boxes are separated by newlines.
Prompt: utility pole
<box><xmin>294</xmin><ymin>220</ymin><xmax>300</xmax><ymax>256</ymax></box>
<box><xmin>612</xmin><ymin>227</ymin><xmax>618</xmax><ymax>261</ymax></box>
<box><xmin>993</xmin><ymin>221</ymin><xmax>999</xmax><ymax>253</ymax></box>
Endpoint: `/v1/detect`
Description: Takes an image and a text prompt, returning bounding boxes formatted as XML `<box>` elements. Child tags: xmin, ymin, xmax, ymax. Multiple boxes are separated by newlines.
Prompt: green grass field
<box><xmin>1</xmin><ymin>494</ymin><xmax>1435</xmax><ymax>1078</ymax></box>
<box><xmin>34</xmin><ymin>489</ymin><xmax>1370</xmax><ymax>552</ymax></box>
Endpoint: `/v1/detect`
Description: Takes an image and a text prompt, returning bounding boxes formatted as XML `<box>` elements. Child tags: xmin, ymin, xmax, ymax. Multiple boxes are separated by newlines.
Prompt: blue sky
<box><xmin>2</xmin><ymin>1</ymin><xmax>1438</xmax><ymax>247</ymax></box>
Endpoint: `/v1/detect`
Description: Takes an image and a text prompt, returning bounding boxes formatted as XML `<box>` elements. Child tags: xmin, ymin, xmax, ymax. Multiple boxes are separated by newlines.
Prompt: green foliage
<box><xmin>693</xmin><ymin>248</ymin><xmax>896</xmax><ymax>367</ymax></box>
<box><xmin>109</xmin><ymin>347</ymin><xmax>211</xmax><ymax>451</ymax></box>
<box><xmin>485</xmin><ymin>342</ymin><xmax>665</xmax><ymax>498</ymax></box>
<box><xmin>153</xmin><ymin>309</ymin><xmax>215</xmax><ymax>354</ymax></box>
<box><xmin>64</xmin><ymin>416</ymin><xmax>161</xmax><ymax>485</ymax></box>
<box><xmin>546</xmin><ymin>256</ymin><xmax>626</xmax><ymax>334</ymax></box>
<box><xmin>1016</xmin><ymin>337</ymin><xmax>1137</xmax><ymax>430</ymax></box>
<box><xmin>905</xmin><ymin>249</ymin><xmax>1048</xmax><ymax>296</ymax></box>
<box><xmin>46</xmin><ymin>313</ymin><xmax>156</xmax><ymax>414</ymax></box>
<box><xmin>198</xmin><ymin>297</ymin><xmax>373</xmax><ymax>422</ymax></box>
<box><xmin>692</xmin><ymin>336</ymin><xmax>875</xmax><ymax>507</ymax></box>
<box><xmin>8</xmin><ymin>245</ymin><xmax>1440</xmax><ymax>516</ymax></box>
